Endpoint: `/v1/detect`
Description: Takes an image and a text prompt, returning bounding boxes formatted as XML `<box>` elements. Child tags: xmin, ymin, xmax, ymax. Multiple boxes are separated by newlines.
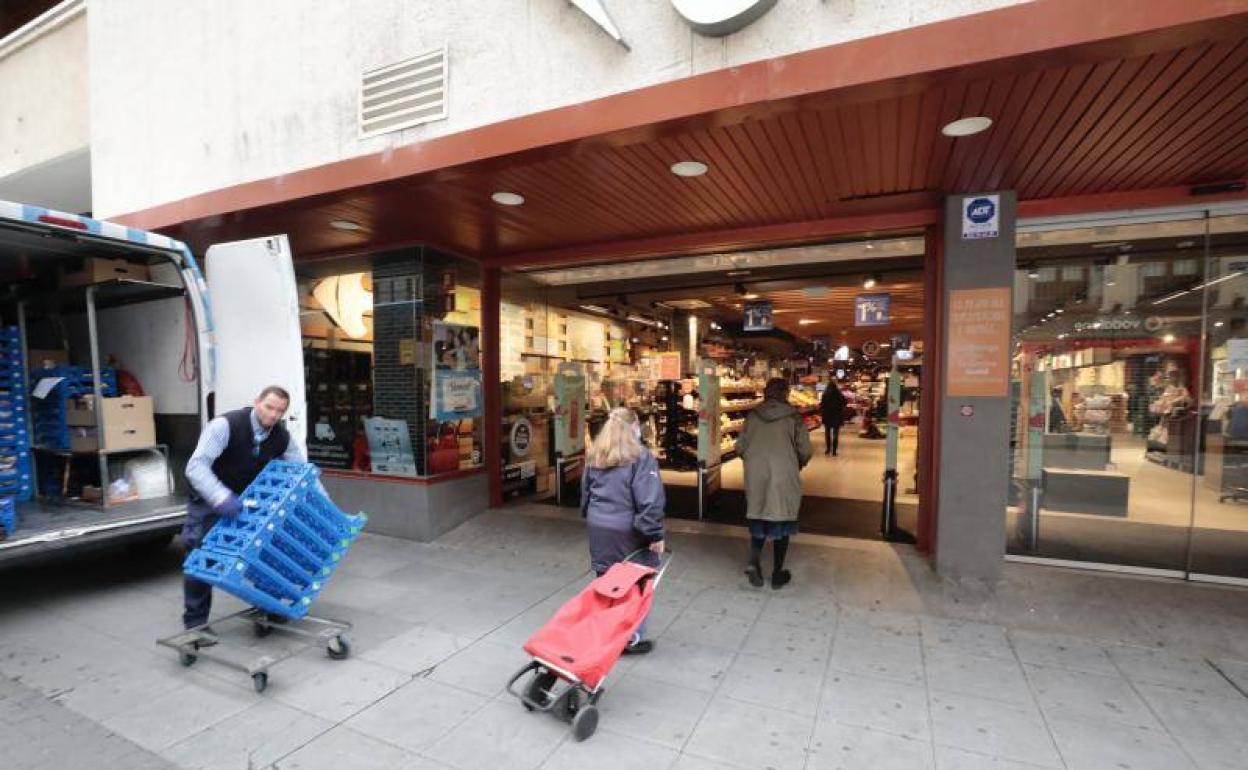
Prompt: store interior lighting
<box><xmin>313</xmin><ymin>272</ymin><xmax>372</xmax><ymax>338</ymax></box>
<box><xmin>862</xmin><ymin>274</ymin><xmax>878</xmax><ymax>289</ymax></box>
<box><xmin>329</xmin><ymin>219</ymin><xmax>362</xmax><ymax>231</ymax></box>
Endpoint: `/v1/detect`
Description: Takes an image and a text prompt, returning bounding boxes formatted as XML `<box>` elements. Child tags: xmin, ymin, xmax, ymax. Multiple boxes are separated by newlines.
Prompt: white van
<box><xmin>0</xmin><ymin>200</ymin><xmax>306</xmax><ymax>565</ymax></box>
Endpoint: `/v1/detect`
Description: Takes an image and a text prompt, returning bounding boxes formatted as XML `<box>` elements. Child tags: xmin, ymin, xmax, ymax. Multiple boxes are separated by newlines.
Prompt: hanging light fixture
<box><xmin>313</xmin><ymin>273</ymin><xmax>372</xmax><ymax>338</ymax></box>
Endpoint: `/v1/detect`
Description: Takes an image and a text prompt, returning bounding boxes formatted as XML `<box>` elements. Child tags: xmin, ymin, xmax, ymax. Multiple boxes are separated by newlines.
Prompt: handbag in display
<box><xmin>429</xmin><ymin>421</ymin><xmax>461</xmax><ymax>474</ymax></box>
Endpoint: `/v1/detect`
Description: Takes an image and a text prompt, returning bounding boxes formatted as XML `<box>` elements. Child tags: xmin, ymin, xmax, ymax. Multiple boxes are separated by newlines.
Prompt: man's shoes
<box><xmin>623</xmin><ymin>639</ymin><xmax>654</xmax><ymax>655</ymax></box>
<box><xmin>771</xmin><ymin>569</ymin><xmax>792</xmax><ymax>590</ymax></box>
<box><xmin>744</xmin><ymin>563</ymin><xmax>764</xmax><ymax>587</ymax></box>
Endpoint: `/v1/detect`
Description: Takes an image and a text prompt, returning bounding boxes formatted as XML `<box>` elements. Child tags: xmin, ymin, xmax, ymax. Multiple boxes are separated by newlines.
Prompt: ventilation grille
<box><xmin>359</xmin><ymin>47</ymin><xmax>447</xmax><ymax>138</ymax></box>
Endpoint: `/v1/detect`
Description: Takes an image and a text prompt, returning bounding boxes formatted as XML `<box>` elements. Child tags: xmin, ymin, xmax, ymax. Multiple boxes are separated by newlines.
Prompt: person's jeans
<box><xmin>824</xmin><ymin>422</ymin><xmax>841</xmax><ymax>454</ymax></box>
<box><xmin>181</xmin><ymin>500</ymin><xmax>218</xmax><ymax>629</ymax></box>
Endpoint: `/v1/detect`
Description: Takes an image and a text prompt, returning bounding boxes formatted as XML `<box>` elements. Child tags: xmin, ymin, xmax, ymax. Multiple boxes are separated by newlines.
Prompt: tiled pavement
<box><xmin>3</xmin><ymin>503</ymin><xmax>1248</xmax><ymax>769</ymax></box>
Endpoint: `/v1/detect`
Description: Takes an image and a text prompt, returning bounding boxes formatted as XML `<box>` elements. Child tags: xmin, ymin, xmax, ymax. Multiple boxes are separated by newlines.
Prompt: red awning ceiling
<box><xmin>126</xmin><ymin>1</ymin><xmax>1248</xmax><ymax>267</ymax></box>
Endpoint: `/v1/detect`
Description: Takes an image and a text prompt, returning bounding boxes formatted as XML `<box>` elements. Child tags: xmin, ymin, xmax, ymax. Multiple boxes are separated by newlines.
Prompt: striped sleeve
<box><xmin>185</xmin><ymin>416</ymin><xmax>232</xmax><ymax>506</ymax></box>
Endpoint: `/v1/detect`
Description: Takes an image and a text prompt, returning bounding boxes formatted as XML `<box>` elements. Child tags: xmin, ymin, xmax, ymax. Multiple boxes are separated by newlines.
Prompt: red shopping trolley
<box><xmin>506</xmin><ymin>549</ymin><xmax>672</xmax><ymax>741</ymax></box>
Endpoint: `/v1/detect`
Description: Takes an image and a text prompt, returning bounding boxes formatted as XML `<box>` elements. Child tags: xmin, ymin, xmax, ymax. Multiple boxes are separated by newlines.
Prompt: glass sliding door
<box><xmin>1187</xmin><ymin>212</ymin><xmax>1248</xmax><ymax>581</ymax></box>
<box><xmin>1007</xmin><ymin>211</ymin><xmax>1210</xmax><ymax>572</ymax></box>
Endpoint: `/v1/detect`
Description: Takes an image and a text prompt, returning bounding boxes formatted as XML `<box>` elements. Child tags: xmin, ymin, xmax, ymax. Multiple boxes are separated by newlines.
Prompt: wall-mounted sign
<box><xmin>672</xmin><ymin>0</ymin><xmax>779</xmax><ymax>36</ymax></box>
<box><xmin>509</xmin><ymin>416</ymin><xmax>533</xmax><ymax>458</ymax></box>
<box><xmin>431</xmin><ymin>321</ymin><xmax>482</xmax><ymax>420</ymax></box>
<box><xmin>947</xmin><ymin>287</ymin><xmax>1011</xmax><ymax>396</ymax></box>
<box><xmin>657</xmin><ymin>351</ymin><xmax>683</xmax><ymax>380</ymax></box>
<box><xmin>855</xmin><ymin>293</ymin><xmax>891</xmax><ymax>326</ymax></box>
<box><xmin>961</xmin><ymin>194</ymin><xmax>1000</xmax><ymax>240</ymax></box>
<box><xmin>571</xmin><ymin>0</ymin><xmax>778</xmax><ymax>48</ymax></box>
<box><xmin>743</xmin><ymin>300</ymin><xmax>773</xmax><ymax>331</ymax></box>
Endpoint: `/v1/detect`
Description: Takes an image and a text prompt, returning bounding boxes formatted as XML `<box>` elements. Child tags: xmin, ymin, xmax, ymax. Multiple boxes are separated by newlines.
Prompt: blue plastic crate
<box><xmin>183</xmin><ymin>548</ymin><xmax>314</xmax><ymax>619</ymax></box>
<box><xmin>184</xmin><ymin>460</ymin><xmax>367</xmax><ymax>619</ymax></box>
<box><xmin>0</xmin><ymin>497</ymin><xmax>15</xmax><ymax>536</ymax></box>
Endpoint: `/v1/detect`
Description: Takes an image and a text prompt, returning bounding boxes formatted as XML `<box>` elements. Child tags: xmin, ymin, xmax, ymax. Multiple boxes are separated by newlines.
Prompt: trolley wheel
<box><xmin>327</xmin><ymin>635</ymin><xmax>350</xmax><ymax>660</ymax></box>
<box><xmin>253</xmin><ymin>621</ymin><xmax>274</xmax><ymax>638</ymax></box>
<box><xmin>564</xmin><ymin>688</ymin><xmax>581</xmax><ymax>720</ymax></box>
<box><xmin>179</xmin><ymin>650</ymin><xmax>197</xmax><ymax>667</ymax></box>
<box><xmin>252</xmin><ymin>672</ymin><xmax>269</xmax><ymax>693</ymax></box>
<box><xmin>570</xmin><ymin>704</ymin><xmax>599</xmax><ymax>741</ymax></box>
<box><xmin>523</xmin><ymin>670</ymin><xmax>558</xmax><ymax>711</ymax></box>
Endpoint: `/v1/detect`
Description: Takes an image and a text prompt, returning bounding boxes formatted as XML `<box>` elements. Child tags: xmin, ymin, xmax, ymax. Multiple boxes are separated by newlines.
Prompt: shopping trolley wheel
<box><xmin>252</xmin><ymin>672</ymin><xmax>269</xmax><ymax>693</ymax></box>
<box><xmin>524</xmin><ymin>670</ymin><xmax>558</xmax><ymax>711</ymax></box>
<box><xmin>178</xmin><ymin>650</ymin><xmax>197</xmax><ymax>667</ymax></box>
<box><xmin>253</xmin><ymin>621</ymin><xmax>273</xmax><ymax>638</ymax></box>
<box><xmin>571</xmin><ymin>705</ymin><xmax>599</xmax><ymax>741</ymax></box>
<box><xmin>327</xmin><ymin>635</ymin><xmax>350</xmax><ymax>660</ymax></box>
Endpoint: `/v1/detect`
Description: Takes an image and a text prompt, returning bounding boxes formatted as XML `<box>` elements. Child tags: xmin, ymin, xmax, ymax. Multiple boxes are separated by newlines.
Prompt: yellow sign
<box><xmin>399</xmin><ymin>338</ymin><xmax>416</xmax><ymax>365</ymax></box>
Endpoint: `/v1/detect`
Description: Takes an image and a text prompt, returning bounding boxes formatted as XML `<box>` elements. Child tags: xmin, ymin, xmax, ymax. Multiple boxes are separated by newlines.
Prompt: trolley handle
<box><xmin>622</xmin><ymin>546</ymin><xmax>674</xmax><ymax>588</ymax></box>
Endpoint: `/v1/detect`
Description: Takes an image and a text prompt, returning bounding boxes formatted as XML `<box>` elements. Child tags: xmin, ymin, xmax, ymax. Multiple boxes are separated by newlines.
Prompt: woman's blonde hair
<box><xmin>587</xmin><ymin>407</ymin><xmax>644</xmax><ymax>469</ymax></box>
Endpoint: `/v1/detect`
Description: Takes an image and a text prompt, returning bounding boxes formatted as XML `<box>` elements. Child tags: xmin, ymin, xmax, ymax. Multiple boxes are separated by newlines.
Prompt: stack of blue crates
<box><xmin>0</xmin><ymin>498</ymin><xmax>15</xmax><ymax>538</ymax></box>
<box><xmin>183</xmin><ymin>461</ymin><xmax>367</xmax><ymax>620</ymax></box>
<box><xmin>31</xmin><ymin>365</ymin><xmax>118</xmax><ymax>450</ymax></box>
<box><xmin>0</xmin><ymin>326</ymin><xmax>33</xmax><ymax>505</ymax></box>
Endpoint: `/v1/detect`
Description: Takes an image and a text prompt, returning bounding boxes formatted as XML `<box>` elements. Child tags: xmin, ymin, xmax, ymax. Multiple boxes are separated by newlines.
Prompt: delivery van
<box><xmin>0</xmin><ymin>199</ymin><xmax>306</xmax><ymax>566</ymax></box>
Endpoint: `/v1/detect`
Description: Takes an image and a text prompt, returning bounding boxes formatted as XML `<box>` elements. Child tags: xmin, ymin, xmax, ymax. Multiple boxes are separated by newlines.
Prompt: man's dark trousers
<box><xmin>181</xmin><ymin>499</ymin><xmax>219</xmax><ymax>629</ymax></box>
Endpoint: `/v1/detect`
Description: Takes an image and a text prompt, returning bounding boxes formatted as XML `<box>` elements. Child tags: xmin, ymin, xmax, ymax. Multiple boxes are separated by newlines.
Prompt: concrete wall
<box><xmin>322</xmin><ymin>472</ymin><xmax>489</xmax><ymax>542</ymax></box>
<box><xmin>0</xmin><ymin>12</ymin><xmax>89</xmax><ymax>181</ymax></box>
<box><xmin>87</xmin><ymin>0</ymin><xmax>1028</xmax><ymax>219</ymax></box>
<box><xmin>935</xmin><ymin>191</ymin><xmax>1016</xmax><ymax>585</ymax></box>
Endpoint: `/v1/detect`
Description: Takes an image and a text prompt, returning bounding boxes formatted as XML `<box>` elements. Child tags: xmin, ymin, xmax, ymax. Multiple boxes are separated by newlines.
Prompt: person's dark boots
<box><xmin>771</xmin><ymin>536</ymin><xmax>791</xmax><ymax>589</ymax></box>
<box><xmin>745</xmin><ymin>563</ymin><xmax>764</xmax><ymax>587</ymax></box>
<box><xmin>745</xmin><ymin>536</ymin><xmax>765</xmax><ymax>587</ymax></box>
<box><xmin>623</xmin><ymin>639</ymin><xmax>655</xmax><ymax>655</ymax></box>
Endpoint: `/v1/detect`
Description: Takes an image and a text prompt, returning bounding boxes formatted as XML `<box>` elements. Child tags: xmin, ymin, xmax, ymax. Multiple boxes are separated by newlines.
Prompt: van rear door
<box><xmin>203</xmin><ymin>235</ymin><xmax>307</xmax><ymax>446</ymax></box>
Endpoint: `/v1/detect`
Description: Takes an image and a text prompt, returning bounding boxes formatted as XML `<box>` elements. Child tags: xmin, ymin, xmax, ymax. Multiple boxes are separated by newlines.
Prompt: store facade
<box><xmin>80</xmin><ymin>0</ymin><xmax>1248</xmax><ymax>585</ymax></box>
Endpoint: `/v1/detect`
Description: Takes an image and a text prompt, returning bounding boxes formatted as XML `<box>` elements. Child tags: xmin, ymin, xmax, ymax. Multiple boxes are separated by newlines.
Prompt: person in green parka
<box><xmin>735</xmin><ymin>378</ymin><xmax>813</xmax><ymax>589</ymax></box>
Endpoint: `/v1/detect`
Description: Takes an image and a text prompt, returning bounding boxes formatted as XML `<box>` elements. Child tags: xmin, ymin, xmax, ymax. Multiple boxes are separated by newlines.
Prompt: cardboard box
<box><xmin>27</xmin><ymin>349</ymin><xmax>69</xmax><ymax>369</ymax></box>
<box><xmin>60</xmin><ymin>257</ymin><xmax>150</xmax><ymax>288</ymax></box>
<box><xmin>65</xmin><ymin>396</ymin><xmax>155</xmax><ymax>450</ymax></box>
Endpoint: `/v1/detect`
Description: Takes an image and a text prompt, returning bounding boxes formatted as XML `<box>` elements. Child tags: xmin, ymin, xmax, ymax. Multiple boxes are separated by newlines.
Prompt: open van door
<box><xmin>204</xmin><ymin>236</ymin><xmax>306</xmax><ymax>446</ymax></box>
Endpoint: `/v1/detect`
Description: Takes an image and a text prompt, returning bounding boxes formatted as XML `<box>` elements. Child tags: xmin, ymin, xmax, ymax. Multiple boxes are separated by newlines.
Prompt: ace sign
<box><xmin>962</xmin><ymin>194</ymin><xmax>1000</xmax><ymax>240</ymax></box>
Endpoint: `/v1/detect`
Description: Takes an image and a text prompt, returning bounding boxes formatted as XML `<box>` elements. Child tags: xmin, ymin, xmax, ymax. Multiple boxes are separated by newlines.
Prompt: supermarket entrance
<box><xmin>497</xmin><ymin>237</ymin><xmax>928</xmax><ymax>541</ymax></box>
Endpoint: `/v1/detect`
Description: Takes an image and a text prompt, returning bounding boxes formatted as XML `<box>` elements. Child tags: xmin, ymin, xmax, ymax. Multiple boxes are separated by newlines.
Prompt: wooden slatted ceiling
<box><xmin>169</xmin><ymin>35</ymin><xmax>1248</xmax><ymax>263</ymax></box>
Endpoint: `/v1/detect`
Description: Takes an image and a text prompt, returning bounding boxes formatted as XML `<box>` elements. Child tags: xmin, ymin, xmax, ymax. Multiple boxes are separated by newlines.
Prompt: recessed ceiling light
<box><xmin>670</xmin><ymin>160</ymin><xmax>709</xmax><ymax>177</ymax></box>
<box><xmin>1214</xmin><ymin>321</ymin><xmax>1225</xmax><ymax>328</ymax></box>
<box><xmin>941</xmin><ymin>116</ymin><xmax>993</xmax><ymax>137</ymax></box>
<box><xmin>863</xmin><ymin>274</ymin><xmax>879</xmax><ymax>289</ymax></box>
<box><xmin>1177</xmin><ymin>240</ymin><xmax>1196</xmax><ymax>249</ymax></box>
<box><xmin>742</xmin><ymin>293</ymin><xmax>760</xmax><ymax>300</ymax></box>
<box><xmin>799</xmin><ymin>319</ymin><xmax>818</xmax><ymax>326</ymax></box>
<box><xmin>1162</xmin><ymin>333</ymin><xmax>1176</xmax><ymax>343</ymax></box>
<box><xmin>491</xmin><ymin>191</ymin><xmax>525</xmax><ymax>206</ymax></box>
<box><xmin>329</xmin><ymin>219</ymin><xmax>362</xmax><ymax>231</ymax></box>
